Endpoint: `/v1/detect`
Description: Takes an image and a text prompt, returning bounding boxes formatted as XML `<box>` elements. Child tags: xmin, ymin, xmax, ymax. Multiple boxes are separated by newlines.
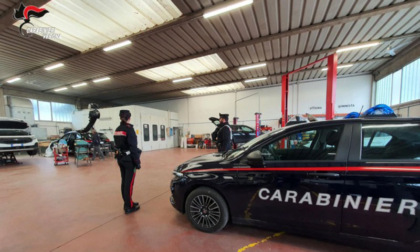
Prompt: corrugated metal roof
<box><xmin>0</xmin><ymin>0</ymin><xmax>419</xmax><ymax>103</ymax></box>
<box><xmin>135</xmin><ymin>53</ymin><xmax>228</xmax><ymax>81</ymax></box>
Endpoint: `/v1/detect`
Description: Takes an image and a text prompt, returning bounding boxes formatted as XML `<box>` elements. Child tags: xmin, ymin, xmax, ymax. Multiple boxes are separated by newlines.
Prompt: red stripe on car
<box><xmin>182</xmin><ymin>166</ymin><xmax>420</xmax><ymax>173</ymax></box>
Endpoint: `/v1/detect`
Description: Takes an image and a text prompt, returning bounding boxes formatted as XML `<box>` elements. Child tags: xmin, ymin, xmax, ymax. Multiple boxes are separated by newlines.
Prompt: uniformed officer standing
<box><xmin>114</xmin><ymin>110</ymin><xmax>141</xmax><ymax>214</ymax></box>
<box><xmin>217</xmin><ymin>113</ymin><xmax>232</xmax><ymax>153</ymax></box>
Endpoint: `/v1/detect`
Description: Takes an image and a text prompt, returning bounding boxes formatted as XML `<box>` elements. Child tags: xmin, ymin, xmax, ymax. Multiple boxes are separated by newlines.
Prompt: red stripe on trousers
<box><xmin>129</xmin><ymin>170</ymin><xmax>136</xmax><ymax>207</ymax></box>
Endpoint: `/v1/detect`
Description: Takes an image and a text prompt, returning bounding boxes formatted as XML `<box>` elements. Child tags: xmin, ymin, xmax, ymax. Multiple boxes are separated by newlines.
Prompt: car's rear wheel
<box><xmin>185</xmin><ymin>187</ymin><xmax>229</xmax><ymax>233</ymax></box>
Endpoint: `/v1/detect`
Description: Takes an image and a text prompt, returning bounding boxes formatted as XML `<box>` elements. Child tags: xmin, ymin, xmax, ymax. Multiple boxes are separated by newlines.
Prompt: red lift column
<box><xmin>326</xmin><ymin>53</ymin><xmax>337</xmax><ymax>120</ymax></box>
<box><xmin>255</xmin><ymin>113</ymin><xmax>262</xmax><ymax>137</ymax></box>
<box><xmin>281</xmin><ymin>75</ymin><xmax>289</xmax><ymax>127</ymax></box>
<box><xmin>233</xmin><ymin>117</ymin><xmax>238</xmax><ymax>125</ymax></box>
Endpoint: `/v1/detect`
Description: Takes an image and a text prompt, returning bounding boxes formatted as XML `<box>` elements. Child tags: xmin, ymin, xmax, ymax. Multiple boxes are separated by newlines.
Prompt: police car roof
<box><xmin>282</xmin><ymin>117</ymin><xmax>420</xmax><ymax>131</ymax></box>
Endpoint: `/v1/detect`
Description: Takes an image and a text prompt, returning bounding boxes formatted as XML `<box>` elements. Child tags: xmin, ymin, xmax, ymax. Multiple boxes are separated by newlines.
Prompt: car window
<box><xmin>260</xmin><ymin>126</ymin><xmax>343</xmax><ymax>161</ymax></box>
<box><xmin>62</xmin><ymin>134</ymin><xmax>70</xmax><ymax>141</ymax></box>
<box><xmin>99</xmin><ymin>133</ymin><xmax>108</xmax><ymax>141</ymax></box>
<box><xmin>362</xmin><ymin>123</ymin><xmax>420</xmax><ymax>159</ymax></box>
<box><xmin>241</xmin><ymin>126</ymin><xmax>254</xmax><ymax>133</ymax></box>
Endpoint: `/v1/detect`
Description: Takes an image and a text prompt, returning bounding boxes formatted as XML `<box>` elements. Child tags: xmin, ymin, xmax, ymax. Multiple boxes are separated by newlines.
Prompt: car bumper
<box><xmin>170</xmin><ymin>175</ymin><xmax>188</xmax><ymax>213</ymax></box>
<box><xmin>0</xmin><ymin>142</ymin><xmax>38</xmax><ymax>153</ymax></box>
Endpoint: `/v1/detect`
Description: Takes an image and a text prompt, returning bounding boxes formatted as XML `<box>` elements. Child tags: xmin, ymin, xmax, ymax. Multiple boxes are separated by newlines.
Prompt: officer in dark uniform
<box><xmin>114</xmin><ymin>110</ymin><xmax>141</xmax><ymax>214</ymax></box>
<box><xmin>217</xmin><ymin>113</ymin><xmax>232</xmax><ymax>153</ymax></box>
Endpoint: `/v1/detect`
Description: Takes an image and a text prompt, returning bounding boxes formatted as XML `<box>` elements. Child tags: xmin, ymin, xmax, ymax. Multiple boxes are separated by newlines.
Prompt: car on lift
<box><xmin>0</xmin><ymin>117</ymin><xmax>38</xmax><ymax>156</ymax></box>
<box><xmin>52</xmin><ymin>131</ymin><xmax>111</xmax><ymax>154</ymax></box>
<box><xmin>209</xmin><ymin>117</ymin><xmax>256</xmax><ymax>145</ymax></box>
<box><xmin>171</xmin><ymin>117</ymin><xmax>420</xmax><ymax>250</ymax></box>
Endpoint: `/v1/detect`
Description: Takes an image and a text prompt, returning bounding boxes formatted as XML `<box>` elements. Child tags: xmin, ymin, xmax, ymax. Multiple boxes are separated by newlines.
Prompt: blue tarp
<box><xmin>362</xmin><ymin>104</ymin><xmax>396</xmax><ymax>117</ymax></box>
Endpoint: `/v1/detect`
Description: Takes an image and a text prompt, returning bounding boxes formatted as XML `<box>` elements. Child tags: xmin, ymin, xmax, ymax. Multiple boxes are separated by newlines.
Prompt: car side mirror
<box><xmin>246</xmin><ymin>150</ymin><xmax>263</xmax><ymax>167</ymax></box>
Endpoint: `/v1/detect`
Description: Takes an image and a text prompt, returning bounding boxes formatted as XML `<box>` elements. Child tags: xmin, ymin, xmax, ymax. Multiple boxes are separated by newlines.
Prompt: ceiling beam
<box><xmin>89</xmin><ymin>0</ymin><xmax>420</xmax><ymax>78</ymax></box>
<box><xmin>2</xmin><ymin>0</ymin><xmax>419</xmax><ymax>85</ymax></box>
<box><xmin>72</xmin><ymin>32</ymin><xmax>418</xmax><ymax>98</ymax></box>
<box><xmin>109</xmin><ymin>57</ymin><xmax>391</xmax><ymax>103</ymax></box>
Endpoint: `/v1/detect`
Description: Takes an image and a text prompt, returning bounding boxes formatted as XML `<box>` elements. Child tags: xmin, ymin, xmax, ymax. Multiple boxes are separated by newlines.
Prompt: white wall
<box><xmin>72</xmin><ymin>105</ymin><xmax>179</xmax><ymax>151</ymax></box>
<box><xmin>34</xmin><ymin>121</ymin><xmax>73</xmax><ymax>136</ymax></box>
<box><xmin>140</xmin><ymin>74</ymin><xmax>372</xmax><ymax>134</ymax></box>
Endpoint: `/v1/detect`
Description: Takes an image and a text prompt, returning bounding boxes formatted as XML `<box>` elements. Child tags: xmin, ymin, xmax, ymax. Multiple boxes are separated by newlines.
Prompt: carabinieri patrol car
<box><xmin>170</xmin><ymin>118</ymin><xmax>420</xmax><ymax>250</ymax></box>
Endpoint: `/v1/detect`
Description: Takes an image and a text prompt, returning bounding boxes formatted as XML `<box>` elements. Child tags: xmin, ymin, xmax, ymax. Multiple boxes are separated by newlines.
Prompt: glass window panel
<box><xmin>38</xmin><ymin>101</ymin><xmax>51</xmax><ymax>121</ymax></box>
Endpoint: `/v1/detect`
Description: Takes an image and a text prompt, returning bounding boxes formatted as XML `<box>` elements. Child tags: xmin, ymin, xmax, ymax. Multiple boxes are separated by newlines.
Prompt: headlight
<box><xmin>173</xmin><ymin>171</ymin><xmax>184</xmax><ymax>177</ymax></box>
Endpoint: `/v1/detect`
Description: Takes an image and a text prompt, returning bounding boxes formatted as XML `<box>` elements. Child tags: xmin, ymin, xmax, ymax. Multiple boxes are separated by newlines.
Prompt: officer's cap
<box><xmin>219</xmin><ymin>113</ymin><xmax>229</xmax><ymax>121</ymax></box>
<box><xmin>119</xmin><ymin>110</ymin><xmax>131</xmax><ymax>119</ymax></box>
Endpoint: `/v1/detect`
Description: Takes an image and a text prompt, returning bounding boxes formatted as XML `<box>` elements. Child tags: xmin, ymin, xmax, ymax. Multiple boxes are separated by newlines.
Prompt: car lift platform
<box><xmin>0</xmin><ymin>152</ymin><xmax>21</xmax><ymax>165</ymax></box>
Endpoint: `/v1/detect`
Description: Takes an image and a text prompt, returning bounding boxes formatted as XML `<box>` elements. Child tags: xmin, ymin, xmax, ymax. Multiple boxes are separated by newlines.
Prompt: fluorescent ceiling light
<box><xmin>244</xmin><ymin>77</ymin><xmax>267</xmax><ymax>83</ymax></box>
<box><xmin>45</xmin><ymin>63</ymin><xmax>64</xmax><ymax>71</ymax></box>
<box><xmin>204</xmin><ymin>0</ymin><xmax>253</xmax><ymax>18</ymax></box>
<box><xmin>93</xmin><ymin>77</ymin><xmax>110</xmax><ymax>83</ymax></box>
<box><xmin>72</xmin><ymin>82</ymin><xmax>87</xmax><ymax>88</ymax></box>
<box><xmin>182</xmin><ymin>82</ymin><xmax>244</xmax><ymax>95</ymax></box>
<box><xmin>238</xmin><ymin>63</ymin><xmax>266</xmax><ymax>71</ymax></box>
<box><xmin>103</xmin><ymin>40</ymin><xmax>132</xmax><ymax>51</ymax></box>
<box><xmin>54</xmin><ymin>87</ymin><xmax>68</xmax><ymax>92</ymax></box>
<box><xmin>136</xmin><ymin>54</ymin><xmax>228</xmax><ymax>82</ymax></box>
<box><xmin>173</xmin><ymin>77</ymin><xmax>193</xmax><ymax>83</ymax></box>
<box><xmin>321</xmin><ymin>64</ymin><xmax>354</xmax><ymax>71</ymax></box>
<box><xmin>336</xmin><ymin>42</ymin><xmax>381</xmax><ymax>53</ymax></box>
<box><xmin>6</xmin><ymin>77</ymin><xmax>21</xmax><ymax>83</ymax></box>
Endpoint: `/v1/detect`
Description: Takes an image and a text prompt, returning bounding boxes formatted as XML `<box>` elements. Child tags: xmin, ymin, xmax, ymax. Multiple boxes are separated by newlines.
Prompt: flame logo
<box><xmin>14</xmin><ymin>3</ymin><xmax>49</xmax><ymax>36</ymax></box>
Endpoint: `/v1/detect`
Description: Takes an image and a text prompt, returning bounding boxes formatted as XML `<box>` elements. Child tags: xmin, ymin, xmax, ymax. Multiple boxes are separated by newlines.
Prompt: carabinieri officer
<box><xmin>114</xmin><ymin>110</ymin><xmax>141</xmax><ymax>214</ymax></box>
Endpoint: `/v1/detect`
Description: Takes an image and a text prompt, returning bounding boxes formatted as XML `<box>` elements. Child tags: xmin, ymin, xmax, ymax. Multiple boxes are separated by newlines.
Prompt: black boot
<box><xmin>124</xmin><ymin>203</ymin><xmax>140</xmax><ymax>214</ymax></box>
<box><xmin>123</xmin><ymin>202</ymin><xmax>139</xmax><ymax>210</ymax></box>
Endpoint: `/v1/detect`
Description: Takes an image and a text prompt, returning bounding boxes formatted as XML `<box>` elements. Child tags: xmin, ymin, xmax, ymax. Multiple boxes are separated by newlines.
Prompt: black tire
<box><xmin>185</xmin><ymin>187</ymin><xmax>229</xmax><ymax>233</ymax></box>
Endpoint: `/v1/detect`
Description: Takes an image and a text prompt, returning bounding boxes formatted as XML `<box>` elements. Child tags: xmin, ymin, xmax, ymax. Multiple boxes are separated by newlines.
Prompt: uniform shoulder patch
<box><xmin>114</xmin><ymin>131</ymin><xmax>127</xmax><ymax>136</ymax></box>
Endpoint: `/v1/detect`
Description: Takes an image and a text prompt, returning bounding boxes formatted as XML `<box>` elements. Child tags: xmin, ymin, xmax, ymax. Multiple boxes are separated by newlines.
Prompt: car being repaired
<box><xmin>0</xmin><ymin>117</ymin><xmax>38</xmax><ymax>156</ymax></box>
<box><xmin>170</xmin><ymin>117</ymin><xmax>420</xmax><ymax>250</ymax></box>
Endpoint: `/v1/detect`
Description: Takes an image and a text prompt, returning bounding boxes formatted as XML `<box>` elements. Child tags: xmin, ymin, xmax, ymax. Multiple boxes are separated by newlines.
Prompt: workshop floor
<box><xmin>0</xmin><ymin>149</ymin><xmax>368</xmax><ymax>252</ymax></box>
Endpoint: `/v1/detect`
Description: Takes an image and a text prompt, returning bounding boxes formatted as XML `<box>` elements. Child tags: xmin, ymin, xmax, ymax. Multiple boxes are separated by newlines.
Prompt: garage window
<box><xmin>362</xmin><ymin>124</ymin><xmax>420</xmax><ymax>159</ymax></box>
<box><xmin>152</xmin><ymin>125</ymin><xmax>158</xmax><ymax>141</ymax></box>
<box><xmin>260</xmin><ymin>126</ymin><xmax>343</xmax><ymax>161</ymax></box>
<box><xmin>143</xmin><ymin>124</ymin><xmax>149</xmax><ymax>142</ymax></box>
<box><xmin>160</xmin><ymin>125</ymin><xmax>165</xmax><ymax>140</ymax></box>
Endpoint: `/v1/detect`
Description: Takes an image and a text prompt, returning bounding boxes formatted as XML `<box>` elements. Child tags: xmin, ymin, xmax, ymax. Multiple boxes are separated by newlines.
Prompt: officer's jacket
<box><xmin>114</xmin><ymin>122</ymin><xmax>140</xmax><ymax>165</ymax></box>
<box><xmin>217</xmin><ymin>123</ymin><xmax>232</xmax><ymax>152</ymax></box>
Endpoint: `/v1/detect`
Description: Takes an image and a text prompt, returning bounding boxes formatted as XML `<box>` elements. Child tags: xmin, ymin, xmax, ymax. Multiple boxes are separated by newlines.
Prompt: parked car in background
<box><xmin>0</xmin><ymin>117</ymin><xmax>38</xmax><ymax>156</ymax></box>
<box><xmin>209</xmin><ymin>117</ymin><xmax>256</xmax><ymax>145</ymax></box>
<box><xmin>52</xmin><ymin>131</ymin><xmax>111</xmax><ymax>154</ymax></box>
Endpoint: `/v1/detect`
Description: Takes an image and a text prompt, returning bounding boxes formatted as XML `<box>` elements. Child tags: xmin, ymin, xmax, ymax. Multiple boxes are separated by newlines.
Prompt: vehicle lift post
<box><xmin>281</xmin><ymin>53</ymin><xmax>337</xmax><ymax>127</ymax></box>
<box><xmin>255</xmin><ymin>113</ymin><xmax>262</xmax><ymax>137</ymax></box>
